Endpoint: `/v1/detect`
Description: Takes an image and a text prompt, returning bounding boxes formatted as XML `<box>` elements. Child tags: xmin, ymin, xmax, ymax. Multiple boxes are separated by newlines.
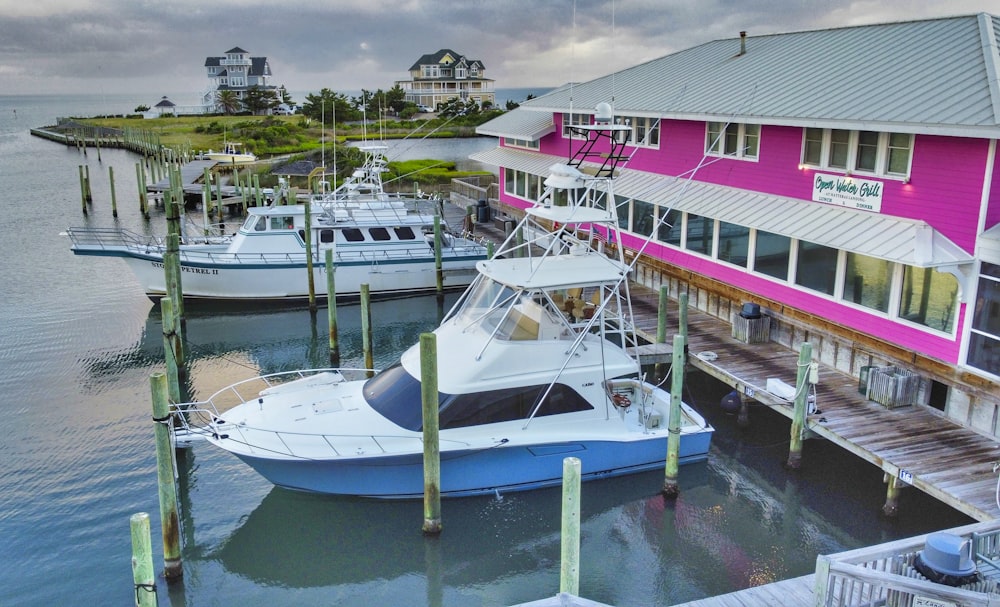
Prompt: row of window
<box><xmin>554</xmin><ymin>115</ymin><xmax>914</xmax><ymax>179</ymax></box>
<box><xmin>502</xmin><ymin>166</ymin><xmax>956</xmax><ymax>334</ymax></box>
<box><xmin>561</xmin><ymin>113</ymin><xmax>661</xmax><ymax>148</ymax></box>
<box><xmin>244</xmin><ymin>215</ymin><xmax>420</xmax><ymax>243</ymax></box>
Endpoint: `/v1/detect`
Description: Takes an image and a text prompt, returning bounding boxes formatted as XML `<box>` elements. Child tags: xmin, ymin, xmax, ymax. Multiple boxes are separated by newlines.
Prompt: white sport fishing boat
<box><xmin>174</xmin><ymin>107</ymin><xmax>714</xmax><ymax>497</ymax></box>
<box><xmin>66</xmin><ymin>145</ymin><xmax>488</xmax><ymax>300</ymax></box>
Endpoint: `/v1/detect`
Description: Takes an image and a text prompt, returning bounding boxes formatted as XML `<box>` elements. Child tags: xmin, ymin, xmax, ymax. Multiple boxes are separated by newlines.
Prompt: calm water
<box><xmin>0</xmin><ymin>94</ymin><xmax>974</xmax><ymax>607</ymax></box>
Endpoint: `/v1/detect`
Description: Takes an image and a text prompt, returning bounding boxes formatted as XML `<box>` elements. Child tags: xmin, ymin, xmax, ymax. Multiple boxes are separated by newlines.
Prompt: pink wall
<box><xmin>500</xmin><ymin>115</ymin><xmax>996</xmax><ymax>363</ymax></box>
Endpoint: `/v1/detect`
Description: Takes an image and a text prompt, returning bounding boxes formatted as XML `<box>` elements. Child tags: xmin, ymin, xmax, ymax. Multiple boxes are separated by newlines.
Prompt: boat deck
<box><xmin>466</xmin><ymin>205</ymin><xmax>1000</xmax><ymax>523</ymax></box>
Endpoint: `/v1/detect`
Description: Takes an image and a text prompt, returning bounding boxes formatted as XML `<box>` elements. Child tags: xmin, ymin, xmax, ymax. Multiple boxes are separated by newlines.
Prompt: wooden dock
<box><xmin>624</xmin><ymin>281</ymin><xmax>1000</xmax><ymax>522</ymax></box>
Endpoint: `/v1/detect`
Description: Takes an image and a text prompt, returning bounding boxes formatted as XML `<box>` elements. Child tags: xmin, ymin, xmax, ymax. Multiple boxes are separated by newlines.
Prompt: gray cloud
<box><xmin>0</xmin><ymin>0</ymin><xmax>994</xmax><ymax>98</ymax></box>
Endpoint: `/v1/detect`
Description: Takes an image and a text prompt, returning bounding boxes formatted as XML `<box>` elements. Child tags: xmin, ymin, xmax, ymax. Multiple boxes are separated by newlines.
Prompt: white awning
<box><xmin>474</xmin><ymin>109</ymin><xmax>556</xmax><ymax>141</ymax></box>
<box><xmin>470</xmin><ymin>146</ymin><xmax>974</xmax><ymax>269</ymax></box>
<box><xmin>980</xmin><ymin>223</ymin><xmax>1000</xmax><ymax>264</ymax></box>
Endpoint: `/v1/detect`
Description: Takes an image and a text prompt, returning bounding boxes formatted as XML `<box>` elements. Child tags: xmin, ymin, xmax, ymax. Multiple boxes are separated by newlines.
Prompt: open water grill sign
<box><xmin>812</xmin><ymin>173</ymin><xmax>883</xmax><ymax>212</ymax></box>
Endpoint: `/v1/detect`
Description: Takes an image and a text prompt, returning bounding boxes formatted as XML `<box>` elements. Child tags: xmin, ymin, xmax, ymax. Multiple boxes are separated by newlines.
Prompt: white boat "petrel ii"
<box><xmin>66</xmin><ymin>146</ymin><xmax>488</xmax><ymax>300</ymax></box>
<box><xmin>174</xmin><ymin>110</ymin><xmax>714</xmax><ymax>498</ymax></box>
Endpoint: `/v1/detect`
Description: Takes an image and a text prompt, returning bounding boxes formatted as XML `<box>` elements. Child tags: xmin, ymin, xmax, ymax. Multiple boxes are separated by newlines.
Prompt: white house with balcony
<box><xmin>202</xmin><ymin>46</ymin><xmax>275</xmax><ymax>112</ymax></box>
<box><xmin>395</xmin><ymin>49</ymin><xmax>495</xmax><ymax>111</ymax></box>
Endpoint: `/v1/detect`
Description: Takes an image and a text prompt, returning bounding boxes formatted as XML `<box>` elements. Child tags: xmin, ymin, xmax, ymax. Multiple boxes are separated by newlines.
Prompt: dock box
<box><xmin>866</xmin><ymin>365</ymin><xmax>920</xmax><ymax>409</ymax></box>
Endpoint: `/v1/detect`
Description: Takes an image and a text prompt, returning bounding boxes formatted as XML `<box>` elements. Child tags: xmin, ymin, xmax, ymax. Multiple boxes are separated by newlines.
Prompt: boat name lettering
<box><xmin>151</xmin><ymin>261</ymin><xmax>219</xmax><ymax>275</ymax></box>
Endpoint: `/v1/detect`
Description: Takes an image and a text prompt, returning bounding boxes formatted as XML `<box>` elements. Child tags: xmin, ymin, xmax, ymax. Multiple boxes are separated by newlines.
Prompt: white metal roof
<box><xmin>470</xmin><ymin>147</ymin><xmax>973</xmax><ymax>269</ymax></box>
<box><xmin>491</xmin><ymin>13</ymin><xmax>1000</xmax><ymax>138</ymax></box>
<box><xmin>475</xmin><ymin>108</ymin><xmax>556</xmax><ymax>141</ymax></box>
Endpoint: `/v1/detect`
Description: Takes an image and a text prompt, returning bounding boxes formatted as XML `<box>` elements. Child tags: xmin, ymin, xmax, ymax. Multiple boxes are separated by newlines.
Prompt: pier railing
<box><xmin>814</xmin><ymin>520</ymin><xmax>1000</xmax><ymax>606</ymax></box>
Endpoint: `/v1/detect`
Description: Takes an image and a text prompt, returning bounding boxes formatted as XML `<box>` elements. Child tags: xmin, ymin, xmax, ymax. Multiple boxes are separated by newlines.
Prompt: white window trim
<box><xmin>801</xmin><ymin>128</ymin><xmax>912</xmax><ymax>180</ymax></box>
<box><xmin>706</xmin><ymin>122</ymin><xmax>760</xmax><ymax>161</ymax></box>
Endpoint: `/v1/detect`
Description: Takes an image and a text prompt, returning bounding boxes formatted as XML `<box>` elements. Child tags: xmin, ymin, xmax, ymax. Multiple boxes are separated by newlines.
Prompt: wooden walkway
<box><xmin>627</xmin><ymin>280</ymin><xmax>1000</xmax><ymax>522</ymax></box>
<box><xmin>466</xmin><ymin>210</ymin><xmax>1000</xmax><ymax>523</ymax></box>
<box><xmin>668</xmin><ymin>575</ymin><xmax>814</xmax><ymax>607</ymax></box>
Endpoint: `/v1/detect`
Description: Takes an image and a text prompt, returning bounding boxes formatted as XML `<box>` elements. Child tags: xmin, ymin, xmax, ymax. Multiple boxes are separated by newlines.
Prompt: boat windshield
<box><xmin>363</xmin><ymin>361</ymin><xmax>592</xmax><ymax>431</ymax></box>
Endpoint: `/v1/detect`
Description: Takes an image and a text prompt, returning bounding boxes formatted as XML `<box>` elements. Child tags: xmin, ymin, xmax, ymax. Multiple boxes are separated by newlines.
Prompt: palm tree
<box><xmin>215</xmin><ymin>90</ymin><xmax>242</xmax><ymax>115</ymax></box>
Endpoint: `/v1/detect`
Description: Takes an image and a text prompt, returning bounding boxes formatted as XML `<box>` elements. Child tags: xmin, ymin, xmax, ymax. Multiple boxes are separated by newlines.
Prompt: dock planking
<box><xmin>627</xmin><ymin>280</ymin><xmax>1000</xmax><ymax>522</ymax></box>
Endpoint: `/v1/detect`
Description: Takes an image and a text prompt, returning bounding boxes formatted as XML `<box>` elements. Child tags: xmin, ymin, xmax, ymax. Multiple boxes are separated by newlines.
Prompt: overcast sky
<box><xmin>2</xmin><ymin>0</ymin><xmax>997</xmax><ymax>102</ymax></box>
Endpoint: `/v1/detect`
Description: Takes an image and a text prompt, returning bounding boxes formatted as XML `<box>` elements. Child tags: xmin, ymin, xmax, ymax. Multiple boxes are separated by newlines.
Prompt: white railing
<box><xmin>814</xmin><ymin>520</ymin><xmax>1000</xmax><ymax>606</ymax></box>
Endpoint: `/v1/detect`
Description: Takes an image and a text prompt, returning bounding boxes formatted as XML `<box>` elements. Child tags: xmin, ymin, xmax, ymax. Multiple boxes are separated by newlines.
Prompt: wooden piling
<box><xmin>560</xmin><ymin>456</ymin><xmax>581</xmax><ymax>596</ymax></box>
<box><xmin>78</xmin><ymin>165</ymin><xmax>88</xmax><ymax>215</ymax></box>
<box><xmin>678</xmin><ymin>291</ymin><xmax>689</xmax><ymax>341</ymax></box>
<box><xmin>130</xmin><ymin>512</ymin><xmax>157</xmax><ymax>607</ymax></box>
<box><xmin>655</xmin><ymin>285</ymin><xmax>668</xmax><ymax>380</ymax></box>
<box><xmin>135</xmin><ymin>162</ymin><xmax>149</xmax><ymax>219</ymax></box>
<box><xmin>433</xmin><ymin>215</ymin><xmax>443</xmax><ymax>295</ymax></box>
<box><xmin>160</xmin><ymin>297</ymin><xmax>182</xmax><ymax>403</ymax></box>
<box><xmin>361</xmin><ymin>284</ymin><xmax>374</xmax><ymax>377</ymax></box>
<box><xmin>420</xmin><ymin>333</ymin><xmax>442</xmax><ymax>535</ymax></box>
<box><xmin>663</xmin><ymin>334</ymin><xmax>687</xmax><ymax>498</ymax></box>
<box><xmin>883</xmin><ymin>473</ymin><xmax>904</xmax><ymax>517</ymax></box>
<box><xmin>305</xmin><ymin>198</ymin><xmax>316</xmax><ymax>312</ymax></box>
<box><xmin>326</xmin><ymin>250</ymin><xmax>339</xmax><ymax>363</ymax></box>
<box><xmin>786</xmin><ymin>342</ymin><xmax>813</xmax><ymax>470</ymax></box>
<box><xmin>149</xmin><ymin>373</ymin><xmax>182</xmax><ymax>580</ymax></box>
<box><xmin>109</xmin><ymin>166</ymin><xmax>118</xmax><ymax>218</ymax></box>
<box><xmin>84</xmin><ymin>165</ymin><xmax>92</xmax><ymax>202</ymax></box>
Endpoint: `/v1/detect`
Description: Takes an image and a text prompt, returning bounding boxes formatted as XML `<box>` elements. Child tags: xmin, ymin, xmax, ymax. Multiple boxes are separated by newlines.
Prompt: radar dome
<box><xmin>594</xmin><ymin>102</ymin><xmax>613</xmax><ymax>123</ymax></box>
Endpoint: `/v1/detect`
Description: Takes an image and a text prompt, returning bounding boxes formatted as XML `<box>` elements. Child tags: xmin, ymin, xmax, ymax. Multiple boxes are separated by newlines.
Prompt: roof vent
<box><xmin>914</xmin><ymin>533</ymin><xmax>979</xmax><ymax>587</ymax></box>
<box><xmin>739</xmin><ymin>31</ymin><xmax>747</xmax><ymax>56</ymax></box>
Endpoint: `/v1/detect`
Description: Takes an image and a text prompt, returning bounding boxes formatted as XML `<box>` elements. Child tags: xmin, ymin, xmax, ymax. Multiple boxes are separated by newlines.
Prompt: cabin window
<box><xmin>319</xmin><ymin>229</ymin><xmax>335</xmax><ymax>243</ymax></box>
<box><xmin>249</xmin><ymin>216</ymin><xmax>266</xmax><ymax>232</ymax></box>
<box><xmin>363</xmin><ymin>363</ymin><xmax>430</xmax><ymax>431</ymax></box>
<box><xmin>438</xmin><ymin>383</ymin><xmax>592</xmax><ymax>430</ymax></box>
<box><xmin>342</xmin><ymin>228</ymin><xmax>365</xmax><ymax>242</ymax></box>
<box><xmin>369</xmin><ymin>227</ymin><xmax>391</xmax><ymax>241</ymax></box>
<box><xmin>394</xmin><ymin>226</ymin><xmax>416</xmax><ymax>240</ymax></box>
<box><xmin>270</xmin><ymin>216</ymin><xmax>294</xmax><ymax>230</ymax></box>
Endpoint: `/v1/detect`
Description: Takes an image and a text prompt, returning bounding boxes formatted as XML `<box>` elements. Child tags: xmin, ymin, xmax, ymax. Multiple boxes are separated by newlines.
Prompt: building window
<box><xmin>754</xmin><ymin>230</ymin><xmax>791</xmax><ymax>280</ymax></box>
<box><xmin>717</xmin><ymin>221</ymin><xmax>750</xmax><ymax>267</ymax></box>
<box><xmin>801</xmin><ymin>128</ymin><xmax>912</xmax><ymax>179</ymax></box>
<box><xmin>656</xmin><ymin>208</ymin><xmax>682</xmax><ymax>247</ymax></box>
<box><xmin>614</xmin><ymin>195</ymin><xmax>630</xmax><ymax>231</ymax></box>
<box><xmin>795</xmin><ymin>240</ymin><xmax>838</xmax><ymax>295</ymax></box>
<box><xmin>562</xmin><ymin>113</ymin><xmax>590</xmax><ymax>138</ymax></box>
<box><xmin>503</xmin><ymin>137</ymin><xmax>539</xmax><ymax>150</ymax></box>
<box><xmin>969</xmin><ymin>264</ymin><xmax>1000</xmax><ymax>376</ymax></box>
<box><xmin>706</xmin><ymin>122</ymin><xmax>759</xmax><ymax>159</ymax></box>
<box><xmin>685</xmin><ymin>214</ymin><xmax>713</xmax><ymax>255</ymax></box>
<box><xmin>898</xmin><ymin>266</ymin><xmax>958</xmax><ymax>332</ymax></box>
<box><xmin>632</xmin><ymin>200</ymin><xmax>656</xmax><ymax>237</ymax></box>
<box><xmin>843</xmin><ymin>252</ymin><xmax>892</xmax><ymax>313</ymax></box>
<box><xmin>616</xmin><ymin>116</ymin><xmax>659</xmax><ymax>148</ymax></box>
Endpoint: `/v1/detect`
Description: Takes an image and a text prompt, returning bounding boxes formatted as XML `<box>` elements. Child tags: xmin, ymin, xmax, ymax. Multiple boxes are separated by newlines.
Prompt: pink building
<box><xmin>474</xmin><ymin>14</ymin><xmax>1000</xmax><ymax>434</ymax></box>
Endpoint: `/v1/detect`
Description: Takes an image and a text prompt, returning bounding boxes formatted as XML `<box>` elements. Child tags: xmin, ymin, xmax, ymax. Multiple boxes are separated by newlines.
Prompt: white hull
<box><xmin>121</xmin><ymin>253</ymin><xmax>482</xmax><ymax>299</ymax></box>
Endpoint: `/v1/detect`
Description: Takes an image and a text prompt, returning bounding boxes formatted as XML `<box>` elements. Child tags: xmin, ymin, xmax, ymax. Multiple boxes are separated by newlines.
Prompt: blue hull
<box><xmin>231</xmin><ymin>432</ymin><xmax>713</xmax><ymax>498</ymax></box>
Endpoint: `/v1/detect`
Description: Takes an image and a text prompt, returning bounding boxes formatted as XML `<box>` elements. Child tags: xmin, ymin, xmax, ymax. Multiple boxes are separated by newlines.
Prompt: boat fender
<box><xmin>611</xmin><ymin>393</ymin><xmax>631</xmax><ymax>408</ymax></box>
